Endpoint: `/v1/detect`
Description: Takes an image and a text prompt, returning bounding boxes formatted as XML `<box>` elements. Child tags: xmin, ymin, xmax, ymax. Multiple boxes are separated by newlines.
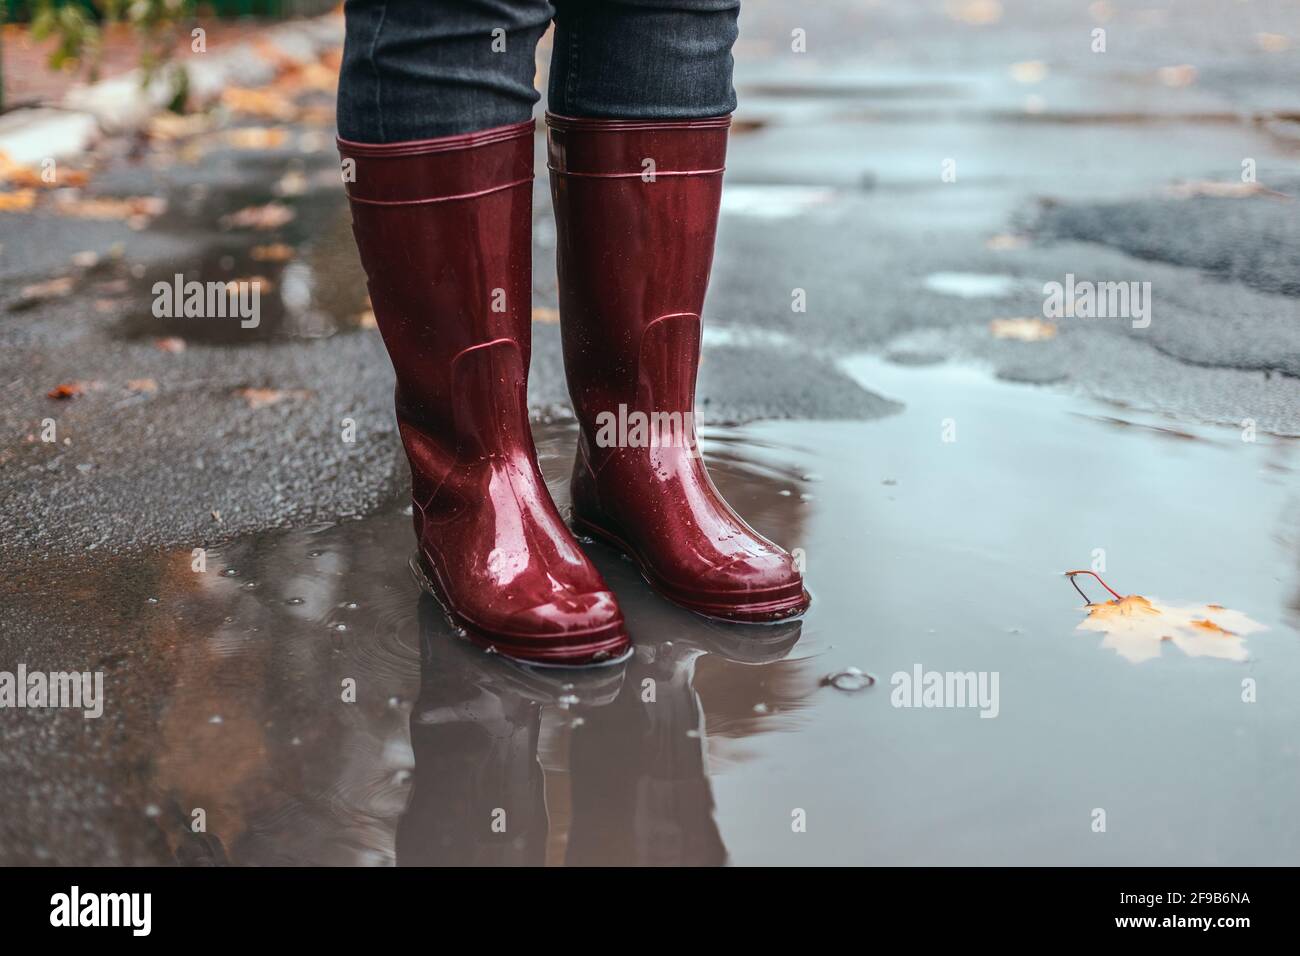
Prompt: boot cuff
<box><xmin>546</xmin><ymin>113</ymin><xmax>730</xmax><ymax>179</ymax></box>
<box><xmin>337</xmin><ymin>119</ymin><xmax>535</xmax><ymax>205</ymax></box>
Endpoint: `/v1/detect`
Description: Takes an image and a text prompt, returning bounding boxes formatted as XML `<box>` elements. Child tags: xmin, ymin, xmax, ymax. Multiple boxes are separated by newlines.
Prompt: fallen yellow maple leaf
<box><xmin>1075</xmin><ymin>594</ymin><xmax>1265</xmax><ymax>663</ymax></box>
<box><xmin>1065</xmin><ymin>570</ymin><xmax>1266</xmax><ymax>663</ymax></box>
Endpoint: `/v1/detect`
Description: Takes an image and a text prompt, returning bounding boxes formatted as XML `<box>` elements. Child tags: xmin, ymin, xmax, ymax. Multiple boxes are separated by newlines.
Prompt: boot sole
<box><xmin>571</xmin><ymin>515</ymin><xmax>812</xmax><ymax>624</ymax></box>
<box><xmin>408</xmin><ymin>555</ymin><xmax>633</xmax><ymax>669</ymax></box>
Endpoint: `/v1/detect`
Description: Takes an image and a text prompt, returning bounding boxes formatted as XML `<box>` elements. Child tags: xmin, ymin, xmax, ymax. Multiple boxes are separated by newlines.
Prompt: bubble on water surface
<box><xmin>821</xmin><ymin>667</ymin><xmax>876</xmax><ymax>692</ymax></box>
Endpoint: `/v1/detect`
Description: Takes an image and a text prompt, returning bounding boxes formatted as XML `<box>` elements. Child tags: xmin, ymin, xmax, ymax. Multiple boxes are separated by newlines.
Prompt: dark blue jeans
<box><xmin>337</xmin><ymin>0</ymin><xmax>740</xmax><ymax>143</ymax></box>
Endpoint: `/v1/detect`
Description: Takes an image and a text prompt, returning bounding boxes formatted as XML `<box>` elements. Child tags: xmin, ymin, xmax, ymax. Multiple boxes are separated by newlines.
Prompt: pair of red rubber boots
<box><xmin>338</xmin><ymin>114</ymin><xmax>809</xmax><ymax>667</ymax></box>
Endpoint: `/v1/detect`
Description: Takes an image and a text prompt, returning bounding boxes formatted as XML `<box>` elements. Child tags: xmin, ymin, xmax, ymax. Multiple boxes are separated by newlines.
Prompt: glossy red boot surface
<box><xmin>340</xmin><ymin>120</ymin><xmax>629</xmax><ymax>665</ymax></box>
<box><xmin>547</xmin><ymin>114</ymin><xmax>810</xmax><ymax>623</ymax></box>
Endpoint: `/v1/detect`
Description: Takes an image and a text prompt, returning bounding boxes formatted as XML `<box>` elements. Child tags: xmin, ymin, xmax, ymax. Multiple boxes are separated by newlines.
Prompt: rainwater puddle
<box><xmin>113</xmin><ymin>185</ymin><xmax>371</xmax><ymax>344</ymax></box>
<box><xmin>922</xmin><ymin>271</ymin><xmax>1025</xmax><ymax>298</ymax></box>
<box><xmin>4</xmin><ymin>358</ymin><xmax>1295</xmax><ymax>864</ymax></box>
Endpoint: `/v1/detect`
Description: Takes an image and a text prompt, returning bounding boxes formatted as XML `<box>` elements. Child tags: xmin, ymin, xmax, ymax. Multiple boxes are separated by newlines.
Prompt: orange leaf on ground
<box><xmin>0</xmin><ymin>189</ymin><xmax>37</xmax><ymax>212</ymax></box>
<box><xmin>945</xmin><ymin>0</ymin><xmax>1003</xmax><ymax>26</ymax></box>
<box><xmin>21</xmin><ymin>276</ymin><xmax>75</xmax><ymax>302</ymax></box>
<box><xmin>985</xmin><ymin>233</ymin><xmax>1028</xmax><ymax>251</ymax></box>
<box><xmin>250</xmin><ymin>243</ymin><xmax>296</xmax><ymax>262</ymax></box>
<box><xmin>1157</xmin><ymin>64</ymin><xmax>1197</xmax><ymax>88</ymax></box>
<box><xmin>53</xmin><ymin>195</ymin><xmax>167</xmax><ymax>221</ymax></box>
<box><xmin>221</xmin><ymin>203</ymin><xmax>295</xmax><ymax>230</ymax></box>
<box><xmin>0</xmin><ymin>154</ymin><xmax>89</xmax><ymax>189</ymax></box>
<box><xmin>221</xmin><ymin>87</ymin><xmax>299</xmax><ymax>122</ymax></box>
<box><xmin>234</xmin><ymin>387</ymin><xmax>311</xmax><ymax>408</ymax></box>
<box><xmin>147</xmin><ymin>112</ymin><xmax>213</xmax><ymax>141</ymax></box>
<box><xmin>224</xmin><ymin>127</ymin><xmax>291</xmax><ymax>150</ymax></box>
<box><xmin>47</xmin><ymin>382</ymin><xmax>86</xmax><ymax>400</ymax></box>
<box><xmin>276</xmin><ymin>60</ymin><xmax>339</xmax><ymax>94</ymax></box>
<box><xmin>990</xmin><ymin>317</ymin><xmax>1056</xmax><ymax>341</ymax></box>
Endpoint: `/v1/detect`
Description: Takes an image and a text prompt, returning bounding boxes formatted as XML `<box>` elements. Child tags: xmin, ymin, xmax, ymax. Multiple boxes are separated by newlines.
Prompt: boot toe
<box><xmin>710</xmin><ymin>547</ymin><xmax>802</xmax><ymax>591</ymax></box>
<box><xmin>485</xmin><ymin>590</ymin><xmax>630</xmax><ymax>666</ymax></box>
<box><xmin>505</xmin><ymin>588</ymin><xmax>623</xmax><ymax>635</ymax></box>
<box><xmin>673</xmin><ymin>547</ymin><xmax>810</xmax><ymax>622</ymax></box>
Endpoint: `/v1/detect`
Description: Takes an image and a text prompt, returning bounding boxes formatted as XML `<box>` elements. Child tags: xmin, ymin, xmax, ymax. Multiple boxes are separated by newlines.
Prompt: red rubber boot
<box><xmin>339</xmin><ymin>120</ymin><xmax>629</xmax><ymax>665</ymax></box>
<box><xmin>547</xmin><ymin>114</ymin><xmax>810</xmax><ymax>623</ymax></box>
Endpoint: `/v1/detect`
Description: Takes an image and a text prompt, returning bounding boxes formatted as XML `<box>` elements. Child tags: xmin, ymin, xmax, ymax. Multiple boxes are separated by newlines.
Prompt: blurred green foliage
<box><xmin>29</xmin><ymin>0</ymin><xmax>193</xmax><ymax>107</ymax></box>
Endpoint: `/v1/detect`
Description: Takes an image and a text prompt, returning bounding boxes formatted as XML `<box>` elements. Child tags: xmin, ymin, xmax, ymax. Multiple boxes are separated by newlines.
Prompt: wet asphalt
<box><xmin>0</xmin><ymin>0</ymin><xmax>1298</xmax><ymax>864</ymax></box>
<box><xmin>2</xmin><ymin>0</ymin><xmax>1298</xmax><ymax>562</ymax></box>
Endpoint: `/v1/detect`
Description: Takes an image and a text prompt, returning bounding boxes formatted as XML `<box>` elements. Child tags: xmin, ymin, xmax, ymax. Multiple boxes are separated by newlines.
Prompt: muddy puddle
<box><xmin>3</xmin><ymin>358</ymin><xmax>1297</xmax><ymax>865</ymax></box>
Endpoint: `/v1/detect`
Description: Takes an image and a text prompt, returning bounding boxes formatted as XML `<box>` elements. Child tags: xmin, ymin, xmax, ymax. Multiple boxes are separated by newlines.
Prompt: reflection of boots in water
<box><xmin>397</xmin><ymin>599</ymin><xmax>624</xmax><ymax>866</ymax></box>
<box><xmin>565</xmin><ymin>641</ymin><xmax>723</xmax><ymax>867</ymax></box>
<box><xmin>564</xmin><ymin>604</ymin><xmax>803</xmax><ymax>866</ymax></box>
